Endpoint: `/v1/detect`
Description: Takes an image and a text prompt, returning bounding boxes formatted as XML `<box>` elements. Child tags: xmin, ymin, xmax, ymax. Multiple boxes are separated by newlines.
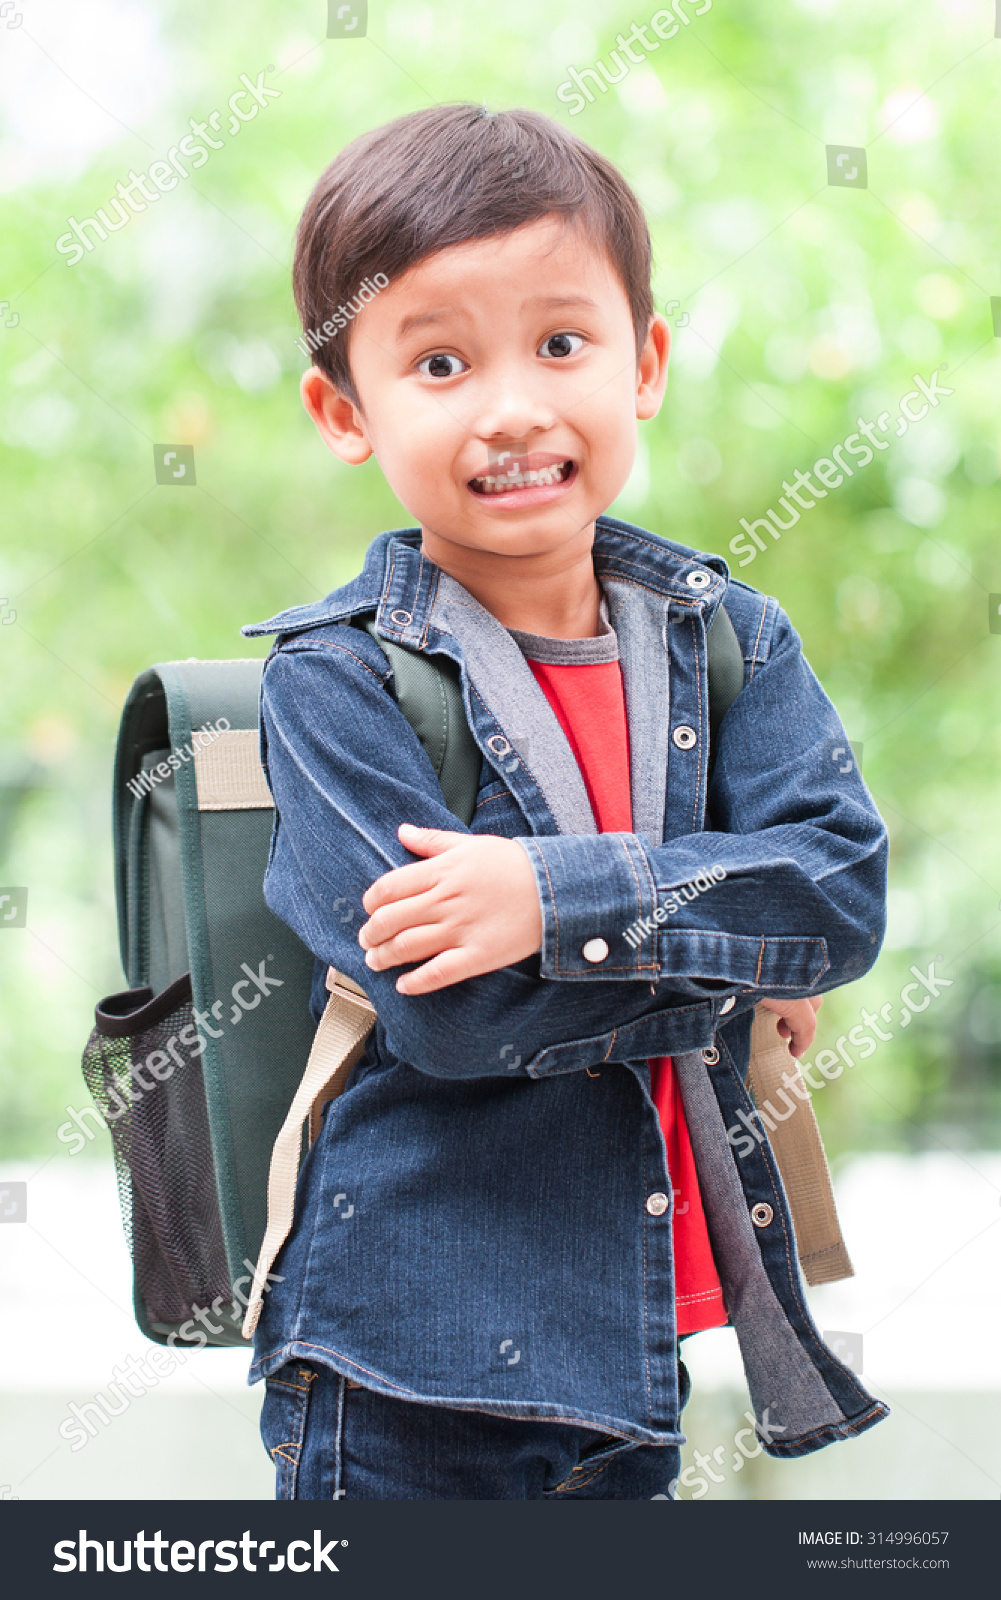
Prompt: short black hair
<box><xmin>293</xmin><ymin>103</ymin><xmax>654</xmax><ymax>404</ymax></box>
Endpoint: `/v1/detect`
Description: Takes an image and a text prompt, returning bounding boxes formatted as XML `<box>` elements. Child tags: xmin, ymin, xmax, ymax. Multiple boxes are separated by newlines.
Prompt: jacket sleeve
<box><xmin>258</xmin><ymin>633</ymin><xmax>726</xmax><ymax>1080</ymax></box>
<box><xmin>517</xmin><ymin>603</ymin><xmax>888</xmax><ymax>996</ymax></box>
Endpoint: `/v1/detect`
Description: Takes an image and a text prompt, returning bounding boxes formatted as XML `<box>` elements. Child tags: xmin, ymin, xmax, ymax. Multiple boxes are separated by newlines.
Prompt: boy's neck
<box><xmin>420</xmin><ymin>524</ymin><xmax>604</xmax><ymax>640</ymax></box>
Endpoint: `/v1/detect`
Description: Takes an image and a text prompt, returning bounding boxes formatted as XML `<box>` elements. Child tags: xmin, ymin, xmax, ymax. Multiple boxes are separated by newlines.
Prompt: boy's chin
<box><xmin>420</xmin><ymin>517</ymin><xmax>597</xmax><ymax>562</ymax></box>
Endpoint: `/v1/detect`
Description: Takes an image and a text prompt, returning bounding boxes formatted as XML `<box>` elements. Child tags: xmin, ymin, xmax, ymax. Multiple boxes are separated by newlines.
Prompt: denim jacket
<box><xmin>241</xmin><ymin>515</ymin><xmax>889</xmax><ymax>1457</ymax></box>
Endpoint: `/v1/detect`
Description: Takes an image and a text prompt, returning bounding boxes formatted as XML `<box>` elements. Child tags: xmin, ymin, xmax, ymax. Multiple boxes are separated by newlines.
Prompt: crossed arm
<box><xmin>360</xmin><ymin>822</ymin><xmax>823</xmax><ymax>1056</ymax></box>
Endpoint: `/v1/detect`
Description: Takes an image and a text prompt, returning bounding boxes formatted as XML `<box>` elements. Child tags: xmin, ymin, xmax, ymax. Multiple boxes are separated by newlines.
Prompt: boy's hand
<box><xmin>758</xmin><ymin>995</ymin><xmax>823</xmax><ymax>1058</ymax></box>
<box><xmin>359</xmin><ymin>824</ymin><xmax>543</xmax><ymax>995</ymax></box>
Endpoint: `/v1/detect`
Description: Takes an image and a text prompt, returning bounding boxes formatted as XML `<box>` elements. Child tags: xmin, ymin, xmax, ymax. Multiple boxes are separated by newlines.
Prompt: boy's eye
<box><xmin>537</xmin><ymin>332</ymin><xmax>584</xmax><ymax>360</ymax></box>
<box><xmin>417</xmin><ymin>353</ymin><xmax>468</xmax><ymax>378</ymax></box>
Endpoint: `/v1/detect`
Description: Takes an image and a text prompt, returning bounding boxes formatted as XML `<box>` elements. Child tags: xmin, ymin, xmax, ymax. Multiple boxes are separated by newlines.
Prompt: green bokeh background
<box><xmin>1</xmin><ymin>0</ymin><xmax>999</xmax><ymax>1169</ymax></box>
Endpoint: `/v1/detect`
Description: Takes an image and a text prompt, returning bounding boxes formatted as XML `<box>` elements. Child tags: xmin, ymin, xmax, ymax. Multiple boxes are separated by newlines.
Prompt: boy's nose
<box><xmin>471</xmin><ymin>378</ymin><xmax>558</xmax><ymax>446</ymax></box>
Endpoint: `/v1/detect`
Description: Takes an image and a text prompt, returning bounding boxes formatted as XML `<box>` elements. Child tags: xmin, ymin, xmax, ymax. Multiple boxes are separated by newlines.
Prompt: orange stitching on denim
<box><xmin>315</xmin><ymin>639</ymin><xmax>390</xmax><ymax>685</ymax></box>
<box><xmin>748</xmin><ymin>597</ymin><xmax>768</xmax><ymax>682</ymax></box>
<box><xmin>557</xmin><ymin>1460</ymin><xmax>611</xmax><ymax>1494</ymax></box>
<box><xmin>691</xmin><ymin>611</ymin><xmax>704</xmax><ymax>834</ymax></box>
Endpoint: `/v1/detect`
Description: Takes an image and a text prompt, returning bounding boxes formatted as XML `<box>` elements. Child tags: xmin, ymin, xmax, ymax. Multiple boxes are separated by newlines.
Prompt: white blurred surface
<box><xmin>1</xmin><ymin>1150</ymin><xmax>999</xmax><ymax>1500</ymax></box>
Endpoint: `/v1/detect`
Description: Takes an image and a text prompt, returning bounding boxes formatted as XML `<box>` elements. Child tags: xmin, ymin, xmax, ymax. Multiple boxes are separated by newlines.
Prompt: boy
<box><xmin>243</xmin><ymin>104</ymin><xmax>888</xmax><ymax>1500</ymax></box>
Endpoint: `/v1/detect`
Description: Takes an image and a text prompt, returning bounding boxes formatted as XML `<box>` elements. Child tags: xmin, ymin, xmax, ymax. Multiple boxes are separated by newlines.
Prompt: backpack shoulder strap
<box><xmin>706</xmin><ymin>601</ymin><xmax>745</xmax><ymax>769</ymax></box>
<box><xmin>361</xmin><ymin>619</ymin><xmax>481</xmax><ymax>826</ymax></box>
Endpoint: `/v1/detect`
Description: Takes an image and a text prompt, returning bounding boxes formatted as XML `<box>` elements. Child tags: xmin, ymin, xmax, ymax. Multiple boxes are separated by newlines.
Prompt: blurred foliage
<box><xmin>1</xmin><ymin>0</ymin><xmax>999</xmax><ymax>1158</ymax></box>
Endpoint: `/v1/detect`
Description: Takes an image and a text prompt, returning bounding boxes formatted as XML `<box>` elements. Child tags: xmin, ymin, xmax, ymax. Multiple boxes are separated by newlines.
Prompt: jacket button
<box><xmin>582</xmin><ymin>937</ymin><xmax>609</xmax><ymax>964</ymax></box>
<box><xmin>719</xmin><ymin>996</ymin><xmax>736</xmax><ymax>1014</ymax></box>
<box><xmin>751</xmin><ymin>1202</ymin><xmax>774</xmax><ymax>1228</ymax></box>
<box><xmin>702</xmin><ymin>1046</ymin><xmax>720</xmax><ymax>1065</ymax></box>
<box><xmin>646</xmin><ymin>1191</ymin><xmax>670</xmax><ymax>1216</ymax></box>
<box><xmin>672</xmin><ymin>725</ymin><xmax>697</xmax><ymax>750</ymax></box>
<box><xmin>390</xmin><ymin>609</ymin><xmax>412</xmax><ymax>626</ymax></box>
<box><xmin>686</xmin><ymin>570</ymin><xmax>712</xmax><ymax>590</ymax></box>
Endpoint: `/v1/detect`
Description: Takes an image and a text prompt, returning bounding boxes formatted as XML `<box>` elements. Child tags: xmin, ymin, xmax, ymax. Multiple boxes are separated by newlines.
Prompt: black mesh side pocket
<box><xmin>81</xmin><ymin>973</ymin><xmax>232</xmax><ymax>1327</ymax></box>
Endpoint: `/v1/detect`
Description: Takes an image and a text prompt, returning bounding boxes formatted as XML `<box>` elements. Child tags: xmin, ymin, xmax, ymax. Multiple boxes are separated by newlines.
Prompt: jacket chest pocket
<box><xmin>469</xmin><ymin>778</ymin><xmax>529</xmax><ymax>839</ymax></box>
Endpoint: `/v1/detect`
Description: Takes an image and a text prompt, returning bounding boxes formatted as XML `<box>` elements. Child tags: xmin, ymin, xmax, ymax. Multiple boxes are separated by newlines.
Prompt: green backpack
<box><xmin>80</xmin><ymin>607</ymin><xmax>774</xmax><ymax>1349</ymax></box>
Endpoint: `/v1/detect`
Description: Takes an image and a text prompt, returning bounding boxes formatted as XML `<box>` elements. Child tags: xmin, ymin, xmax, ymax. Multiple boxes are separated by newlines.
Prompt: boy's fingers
<box><xmin>359</xmin><ymin>887</ymin><xmax>449</xmax><ymax>948</ymax></box>
<box><xmin>397</xmin><ymin>823</ymin><xmax>466</xmax><ymax>857</ymax></box>
<box><xmin>396</xmin><ymin>946</ymin><xmax>474</xmax><ymax>995</ymax></box>
<box><xmin>362</xmin><ymin>857</ymin><xmax>443</xmax><ymax>913</ymax></box>
<box><xmin>363</xmin><ymin>922</ymin><xmax>454</xmax><ymax>971</ymax></box>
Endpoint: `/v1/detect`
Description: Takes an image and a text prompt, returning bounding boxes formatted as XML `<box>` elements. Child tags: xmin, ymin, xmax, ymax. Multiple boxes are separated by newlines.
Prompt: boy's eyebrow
<box><xmin>395</xmin><ymin>294</ymin><xmax>601</xmax><ymax>342</ymax></box>
<box><xmin>530</xmin><ymin>295</ymin><xmax>600</xmax><ymax>312</ymax></box>
<box><xmin>396</xmin><ymin>309</ymin><xmax>452</xmax><ymax>340</ymax></box>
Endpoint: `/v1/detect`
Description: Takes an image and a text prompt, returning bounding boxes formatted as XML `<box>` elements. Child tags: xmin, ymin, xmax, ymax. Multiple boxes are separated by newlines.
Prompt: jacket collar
<box><xmin>242</xmin><ymin>517</ymin><xmax>730</xmax><ymax>643</ymax></box>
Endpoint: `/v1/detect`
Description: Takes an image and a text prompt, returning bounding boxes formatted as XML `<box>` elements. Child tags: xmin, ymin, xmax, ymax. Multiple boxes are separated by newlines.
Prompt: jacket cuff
<box><xmin>517</xmin><ymin>834</ymin><xmax>830</xmax><ymax>993</ymax></box>
<box><xmin>517</xmin><ymin>833</ymin><xmax>660</xmax><ymax>978</ymax></box>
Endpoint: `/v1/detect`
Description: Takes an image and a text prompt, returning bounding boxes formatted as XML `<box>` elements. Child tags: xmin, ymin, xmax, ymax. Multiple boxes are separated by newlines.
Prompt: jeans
<box><xmin>260</xmin><ymin>1361</ymin><xmax>687</xmax><ymax>1500</ymax></box>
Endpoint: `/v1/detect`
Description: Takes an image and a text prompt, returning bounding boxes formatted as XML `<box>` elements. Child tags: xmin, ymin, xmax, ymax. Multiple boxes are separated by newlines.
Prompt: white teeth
<box><xmin>471</xmin><ymin>461</ymin><xmax>570</xmax><ymax>493</ymax></box>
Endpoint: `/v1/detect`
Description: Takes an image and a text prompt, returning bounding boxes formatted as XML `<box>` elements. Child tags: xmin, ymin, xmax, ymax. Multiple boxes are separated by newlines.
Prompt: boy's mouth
<box><xmin>468</xmin><ymin>457</ymin><xmax>576</xmax><ymax>500</ymax></box>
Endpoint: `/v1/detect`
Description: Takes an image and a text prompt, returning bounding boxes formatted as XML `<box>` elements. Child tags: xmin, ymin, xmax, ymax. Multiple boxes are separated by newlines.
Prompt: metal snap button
<box><xmin>582</xmin><ymin>937</ymin><xmax>609</xmax><ymax>964</ymax></box>
<box><xmin>646</xmin><ymin>1191</ymin><xmax>670</xmax><ymax>1217</ymax></box>
<box><xmin>751</xmin><ymin>1202</ymin><xmax>774</xmax><ymax>1228</ymax></box>
<box><xmin>686</xmin><ymin>570</ymin><xmax>712</xmax><ymax>590</ymax></box>
<box><xmin>487</xmin><ymin>734</ymin><xmax>512</xmax><ymax>756</ymax></box>
<box><xmin>390</xmin><ymin>609</ymin><xmax>412</xmax><ymax>626</ymax></box>
<box><xmin>672</xmin><ymin>725</ymin><xmax>697</xmax><ymax>750</ymax></box>
<box><xmin>719</xmin><ymin>996</ymin><xmax>736</xmax><ymax>1015</ymax></box>
<box><xmin>702</xmin><ymin>1046</ymin><xmax>720</xmax><ymax>1066</ymax></box>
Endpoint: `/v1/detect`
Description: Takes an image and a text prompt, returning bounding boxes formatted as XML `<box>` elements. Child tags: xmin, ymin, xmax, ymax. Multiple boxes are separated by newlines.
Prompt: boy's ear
<box><xmin>301</xmin><ymin>367</ymin><xmax>373</xmax><ymax>464</ymax></box>
<box><xmin>636</xmin><ymin>313</ymin><xmax>670</xmax><ymax>422</ymax></box>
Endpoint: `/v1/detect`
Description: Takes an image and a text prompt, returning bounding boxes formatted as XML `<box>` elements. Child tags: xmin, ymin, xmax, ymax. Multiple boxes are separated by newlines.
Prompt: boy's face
<box><xmin>302</xmin><ymin>215</ymin><xmax>669</xmax><ymax>568</ymax></box>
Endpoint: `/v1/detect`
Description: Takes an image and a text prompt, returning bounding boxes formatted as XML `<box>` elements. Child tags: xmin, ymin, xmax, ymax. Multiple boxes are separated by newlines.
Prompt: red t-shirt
<box><xmin>526</xmin><ymin>654</ymin><xmax>728</xmax><ymax>1336</ymax></box>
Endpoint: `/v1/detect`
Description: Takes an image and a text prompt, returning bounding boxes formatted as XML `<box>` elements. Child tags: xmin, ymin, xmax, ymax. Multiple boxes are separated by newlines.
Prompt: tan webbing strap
<box><xmin>241</xmin><ymin>968</ymin><xmax>375</xmax><ymax>1339</ymax></box>
<box><xmin>194</xmin><ymin>729</ymin><xmax>274</xmax><ymax>810</ymax></box>
<box><xmin>747</xmin><ymin>1006</ymin><xmax>854</xmax><ymax>1286</ymax></box>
